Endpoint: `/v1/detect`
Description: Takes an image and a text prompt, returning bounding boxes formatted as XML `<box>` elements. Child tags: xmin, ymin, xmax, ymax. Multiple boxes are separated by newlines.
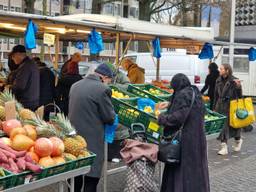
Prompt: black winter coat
<box><xmin>56</xmin><ymin>74</ymin><xmax>82</xmax><ymax>116</ymax></box>
<box><xmin>201</xmin><ymin>71</ymin><xmax>219</xmax><ymax>109</ymax></box>
<box><xmin>39</xmin><ymin>66</ymin><xmax>55</xmax><ymax>106</ymax></box>
<box><xmin>158</xmin><ymin>74</ymin><xmax>210</xmax><ymax>192</ymax></box>
<box><xmin>12</xmin><ymin>57</ymin><xmax>40</xmax><ymax>111</ymax></box>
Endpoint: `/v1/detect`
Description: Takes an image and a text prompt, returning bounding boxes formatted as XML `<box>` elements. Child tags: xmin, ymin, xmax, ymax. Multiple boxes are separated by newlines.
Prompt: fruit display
<box><xmin>151</xmin><ymin>80</ymin><xmax>174</xmax><ymax>94</ymax></box>
<box><xmin>0</xmin><ymin>167</ymin><xmax>6</xmax><ymax>177</ymax></box>
<box><xmin>0</xmin><ymin>90</ymin><xmax>94</xmax><ymax>189</ymax></box>
<box><xmin>112</xmin><ymin>89</ymin><xmax>130</xmax><ymax>99</ymax></box>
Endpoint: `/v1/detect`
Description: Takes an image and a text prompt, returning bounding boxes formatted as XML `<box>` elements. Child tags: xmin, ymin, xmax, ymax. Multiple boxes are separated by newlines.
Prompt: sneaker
<box><xmin>218</xmin><ymin>143</ymin><xmax>228</xmax><ymax>155</ymax></box>
<box><xmin>233</xmin><ymin>139</ymin><xmax>243</xmax><ymax>152</ymax></box>
<box><xmin>112</xmin><ymin>158</ymin><xmax>121</xmax><ymax>163</ymax></box>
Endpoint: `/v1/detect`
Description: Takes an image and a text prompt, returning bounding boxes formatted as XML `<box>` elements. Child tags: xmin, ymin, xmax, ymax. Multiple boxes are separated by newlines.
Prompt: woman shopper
<box><xmin>158</xmin><ymin>73</ymin><xmax>210</xmax><ymax>192</ymax></box>
<box><xmin>214</xmin><ymin>64</ymin><xmax>242</xmax><ymax>155</ymax></box>
<box><xmin>201</xmin><ymin>62</ymin><xmax>220</xmax><ymax>109</ymax></box>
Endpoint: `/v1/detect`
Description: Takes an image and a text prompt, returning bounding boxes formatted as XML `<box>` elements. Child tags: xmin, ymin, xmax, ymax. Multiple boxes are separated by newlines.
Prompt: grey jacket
<box><xmin>68</xmin><ymin>74</ymin><xmax>115</xmax><ymax>178</ymax></box>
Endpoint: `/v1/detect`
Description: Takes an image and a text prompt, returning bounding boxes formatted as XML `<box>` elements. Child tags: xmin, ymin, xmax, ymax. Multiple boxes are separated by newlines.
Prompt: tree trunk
<box><xmin>181</xmin><ymin>0</ymin><xmax>187</xmax><ymax>26</ymax></box>
<box><xmin>138</xmin><ymin>1</ymin><xmax>151</xmax><ymax>52</ymax></box>
<box><xmin>91</xmin><ymin>0</ymin><xmax>102</xmax><ymax>14</ymax></box>
<box><xmin>24</xmin><ymin>0</ymin><xmax>35</xmax><ymax>14</ymax></box>
<box><xmin>193</xmin><ymin>1</ymin><xmax>200</xmax><ymax>26</ymax></box>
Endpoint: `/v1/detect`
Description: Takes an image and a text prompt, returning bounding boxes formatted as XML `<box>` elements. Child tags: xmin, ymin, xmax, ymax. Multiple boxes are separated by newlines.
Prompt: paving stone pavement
<box><xmin>29</xmin><ymin>128</ymin><xmax>256</xmax><ymax>192</ymax></box>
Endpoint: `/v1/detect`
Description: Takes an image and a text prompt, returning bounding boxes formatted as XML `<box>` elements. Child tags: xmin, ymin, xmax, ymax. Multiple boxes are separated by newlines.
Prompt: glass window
<box><xmin>0</xmin><ymin>5</ymin><xmax>3</xmax><ymax>10</ymax></box>
<box><xmin>3</xmin><ymin>6</ymin><xmax>8</xmax><ymax>11</ymax></box>
<box><xmin>115</xmin><ymin>4</ymin><xmax>121</xmax><ymax>16</ymax></box>
<box><xmin>222</xmin><ymin>56</ymin><xmax>249</xmax><ymax>73</ymax></box>
<box><xmin>233</xmin><ymin>57</ymin><xmax>249</xmax><ymax>73</ymax></box>
<box><xmin>15</xmin><ymin>7</ymin><xmax>21</xmax><ymax>12</ymax></box>
<box><xmin>103</xmin><ymin>3</ymin><xmax>113</xmax><ymax>15</ymax></box>
<box><xmin>129</xmin><ymin>7</ymin><xmax>136</xmax><ymax>18</ymax></box>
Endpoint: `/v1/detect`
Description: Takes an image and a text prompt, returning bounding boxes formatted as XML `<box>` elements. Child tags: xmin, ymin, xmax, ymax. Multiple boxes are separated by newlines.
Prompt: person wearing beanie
<box><xmin>69</xmin><ymin>63</ymin><xmax>115</xmax><ymax>192</ymax></box>
<box><xmin>56</xmin><ymin>61</ymin><xmax>82</xmax><ymax>116</ymax></box>
<box><xmin>106</xmin><ymin>62</ymin><xmax>130</xmax><ymax>86</ymax></box>
<box><xmin>9</xmin><ymin>45</ymin><xmax>40</xmax><ymax>111</ymax></box>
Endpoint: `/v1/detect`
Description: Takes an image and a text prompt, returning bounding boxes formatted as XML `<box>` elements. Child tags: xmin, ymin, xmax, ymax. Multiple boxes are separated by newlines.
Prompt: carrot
<box><xmin>0</xmin><ymin>150</ymin><xmax>8</xmax><ymax>163</ymax></box>
<box><xmin>25</xmin><ymin>162</ymin><xmax>42</xmax><ymax>173</ymax></box>
<box><xmin>0</xmin><ymin>149</ymin><xmax>16</xmax><ymax>159</ymax></box>
<box><xmin>16</xmin><ymin>157</ymin><xmax>26</xmax><ymax>171</ymax></box>
<box><xmin>0</xmin><ymin>142</ymin><xmax>26</xmax><ymax>157</ymax></box>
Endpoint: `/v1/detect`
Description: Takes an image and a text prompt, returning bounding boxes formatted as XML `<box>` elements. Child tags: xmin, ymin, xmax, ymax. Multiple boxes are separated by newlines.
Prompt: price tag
<box><xmin>43</xmin><ymin>33</ymin><xmax>55</xmax><ymax>46</ymax></box>
<box><xmin>148</xmin><ymin>121</ymin><xmax>159</xmax><ymax>132</ymax></box>
<box><xmin>152</xmin><ymin>132</ymin><xmax>160</xmax><ymax>139</ymax></box>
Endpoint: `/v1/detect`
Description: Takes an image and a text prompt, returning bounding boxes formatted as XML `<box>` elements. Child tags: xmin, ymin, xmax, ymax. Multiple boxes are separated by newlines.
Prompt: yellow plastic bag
<box><xmin>230</xmin><ymin>97</ymin><xmax>255</xmax><ymax>128</ymax></box>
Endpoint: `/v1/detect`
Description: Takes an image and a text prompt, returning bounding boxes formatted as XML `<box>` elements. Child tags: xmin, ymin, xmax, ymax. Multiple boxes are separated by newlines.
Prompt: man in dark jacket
<box><xmin>10</xmin><ymin>45</ymin><xmax>40</xmax><ymax>111</ymax></box>
<box><xmin>34</xmin><ymin>57</ymin><xmax>55</xmax><ymax>120</ymax></box>
<box><xmin>69</xmin><ymin>63</ymin><xmax>116</xmax><ymax>192</ymax></box>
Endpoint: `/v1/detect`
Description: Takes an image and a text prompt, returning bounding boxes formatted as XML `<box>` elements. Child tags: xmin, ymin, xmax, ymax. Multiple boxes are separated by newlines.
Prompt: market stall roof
<box><xmin>0</xmin><ymin>11</ymin><xmax>214</xmax><ymax>51</ymax></box>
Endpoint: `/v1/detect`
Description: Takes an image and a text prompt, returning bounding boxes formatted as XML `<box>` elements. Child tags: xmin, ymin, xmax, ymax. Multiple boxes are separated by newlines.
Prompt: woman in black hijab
<box><xmin>201</xmin><ymin>62</ymin><xmax>220</xmax><ymax>109</ymax></box>
<box><xmin>158</xmin><ymin>73</ymin><xmax>210</xmax><ymax>192</ymax></box>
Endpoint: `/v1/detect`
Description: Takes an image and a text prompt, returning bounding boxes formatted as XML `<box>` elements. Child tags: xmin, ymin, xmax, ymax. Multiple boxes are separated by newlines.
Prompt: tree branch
<box><xmin>150</xmin><ymin>1</ymin><xmax>167</xmax><ymax>14</ymax></box>
<box><xmin>151</xmin><ymin>2</ymin><xmax>182</xmax><ymax>15</ymax></box>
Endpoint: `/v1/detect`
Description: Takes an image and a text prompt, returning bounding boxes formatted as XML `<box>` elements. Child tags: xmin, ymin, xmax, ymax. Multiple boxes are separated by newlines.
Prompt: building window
<box><xmin>15</xmin><ymin>7</ymin><xmax>21</xmax><ymax>12</ymax></box>
<box><xmin>129</xmin><ymin>7</ymin><xmax>138</xmax><ymax>18</ymax></box>
<box><xmin>10</xmin><ymin>6</ymin><xmax>15</xmax><ymax>11</ymax></box>
<box><xmin>103</xmin><ymin>3</ymin><xmax>114</xmax><ymax>15</ymax></box>
<box><xmin>115</xmin><ymin>4</ymin><xmax>121</xmax><ymax>16</ymax></box>
<box><xmin>222</xmin><ymin>56</ymin><xmax>249</xmax><ymax>73</ymax></box>
<box><xmin>0</xmin><ymin>5</ymin><xmax>3</xmax><ymax>10</ymax></box>
<box><xmin>3</xmin><ymin>6</ymin><xmax>8</xmax><ymax>11</ymax></box>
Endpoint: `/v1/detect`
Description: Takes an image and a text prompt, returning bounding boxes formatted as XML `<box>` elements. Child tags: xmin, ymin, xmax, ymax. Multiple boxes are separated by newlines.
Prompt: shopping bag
<box><xmin>104</xmin><ymin>114</ymin><xmax>119</xmax><ymax>143</ymax></box>
<box><xmin>230</xmin><ymin>97</ymin><xmax>255</xmax><ymax>128</ymax></box>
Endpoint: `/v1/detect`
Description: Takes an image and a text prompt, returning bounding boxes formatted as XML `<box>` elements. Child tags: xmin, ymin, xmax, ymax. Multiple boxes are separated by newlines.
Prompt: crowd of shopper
<box><xmin>1</xmin><ymin>44</ymin><xmax>246</xmax><ymax>192</ymax></box>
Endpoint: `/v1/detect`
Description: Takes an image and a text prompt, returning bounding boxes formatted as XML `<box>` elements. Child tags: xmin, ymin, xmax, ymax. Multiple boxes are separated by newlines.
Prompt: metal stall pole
<box><xmin>103</xmin><ymin>142</ymin><xmax>108</xmax><ymax>192</ymax></box>
<box><xmin>229</xmin><ymin>0</ymin><xmax>236</xmax><ymax>67</ymax></box>
<box><xmin>156</xmin><ymin>58</ymin><xmax>160</xmax><ymax>81</ymax></box>
<box><xmin>54</xmin><ymin>34</ymin><xmax>60</xmax><ymax>86</ymax></box>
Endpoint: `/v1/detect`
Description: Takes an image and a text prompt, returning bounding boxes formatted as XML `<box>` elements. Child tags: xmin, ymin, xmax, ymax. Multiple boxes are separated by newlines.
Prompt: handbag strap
<box><xmin>180</xmin><ymin>87</ymin><xmax>196</xmax><ymax>130</ymax></box>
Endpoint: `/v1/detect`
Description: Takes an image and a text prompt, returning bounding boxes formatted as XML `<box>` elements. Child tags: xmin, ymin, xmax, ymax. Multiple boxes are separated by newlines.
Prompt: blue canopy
<box><xmin>24</xmin><ymin>19</ymin><xmax>38</xmax><ymax>50</ymax></box>
<box><xmin>248</xmin><ymin>47</ymin><xmax>256</xmax><ymax>61</ymax></box>
<box><xmin>152</xmin><ymin>37</ymin><xmax>161</xmax><ymax>58</ymax></box>
<box><xmin>88</xmin><ymin>28</ymin><xmax>104</xmax><ymax>54</ymax></box>
<box><xmin>199</xmin><ymin>42</ymin><xmax>214</xmax><ymax>59</ymax></box>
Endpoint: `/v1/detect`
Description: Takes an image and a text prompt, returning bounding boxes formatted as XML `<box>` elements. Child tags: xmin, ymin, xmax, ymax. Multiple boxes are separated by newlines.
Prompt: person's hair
<box><xmin>208</xmin><ymin>62</ymin><xmax>218</xmax><ymax>73</ymax></box>
<box><xmin>67</xmin><ymin>62</ymin><xmax>79</xmax><ymax>75</ymax></box>
<box><xmin>221</xmin><ymin>63</ymin><xmax>233</xmax><ymax>76</ymax></box>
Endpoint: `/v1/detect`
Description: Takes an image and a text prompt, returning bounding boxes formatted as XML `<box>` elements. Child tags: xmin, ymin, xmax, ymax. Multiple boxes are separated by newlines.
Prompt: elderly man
<box><xmin>10</xmin><ymin>45</ymin><xmax>40</xmax><ymax>111</ymax></box>
<box><xmin>60</xmin><ymin>52</ymin><xmax>82</xmax><ymax>77</ymax></box>
<box><xmin>69</xmin><ymin>63</ymin><xmax>116</xmax><ymax>192</ymax></box>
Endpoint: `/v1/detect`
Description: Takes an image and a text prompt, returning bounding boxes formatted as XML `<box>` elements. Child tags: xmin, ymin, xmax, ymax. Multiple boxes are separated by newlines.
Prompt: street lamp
<box><xmin>229</xmin><ymin>0</ymin><xmax>236</xmax><ymax>67</ymax></box>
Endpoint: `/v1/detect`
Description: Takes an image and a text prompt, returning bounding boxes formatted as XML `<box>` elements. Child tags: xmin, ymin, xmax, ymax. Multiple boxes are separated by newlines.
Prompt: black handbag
<box><xmin>158</xmin><ymin>88</ymin><xmax>195</xmax><ymax>164</ymax></box>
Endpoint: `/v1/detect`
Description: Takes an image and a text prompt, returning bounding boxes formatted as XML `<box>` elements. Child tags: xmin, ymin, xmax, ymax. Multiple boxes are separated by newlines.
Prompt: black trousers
<box><xmin>74</xmin><ymin>175</ymin><xmax>100</xmax><ymax>192</ymax></box>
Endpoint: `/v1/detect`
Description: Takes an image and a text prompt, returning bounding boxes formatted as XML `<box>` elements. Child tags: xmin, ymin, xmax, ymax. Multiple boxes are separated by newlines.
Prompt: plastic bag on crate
<box><xmin>137</xmin><ymin>98</ymin><xmax>156</xmax><ymax>111</ymax></box>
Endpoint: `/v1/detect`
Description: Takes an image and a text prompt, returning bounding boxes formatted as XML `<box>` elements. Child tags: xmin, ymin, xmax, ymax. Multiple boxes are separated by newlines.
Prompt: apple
<box><xmin>49</xmin><ymin>137</ymin><xmax>65</xmax><ymax>157</ymax></box>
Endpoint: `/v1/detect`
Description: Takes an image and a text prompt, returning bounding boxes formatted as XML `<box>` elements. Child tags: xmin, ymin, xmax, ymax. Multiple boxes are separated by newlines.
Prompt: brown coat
<box><xmin>127</xmin><ymin>64</ymin><xmax>145</xmax><ymax>84</ymax></box>
<box><xmin>214</xmin><ymin>75</ymin><xmax>242</xmax><ymax>141</ymax></box>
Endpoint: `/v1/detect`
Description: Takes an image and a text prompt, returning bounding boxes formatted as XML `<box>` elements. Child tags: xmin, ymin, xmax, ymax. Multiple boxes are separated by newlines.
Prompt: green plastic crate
<box><xmin>205</xmin><ymin>109</ymin><xmax>226</xmax><ymax>135</ymax></box>
<box><xmin>42</xmin><ymin>160</ymin><xmax>74</xmax><ymax>178</ymax></box>
<box><xmin>112</xmin><ymin>98</ymin><xmax>163</xmax><ymax>143</ymax></box>
<box><xmin>127</xmin><ymin>84</ymin><xmax>171</xmax><ymax>102</ymax></box>
<box><xmin>72</xmin><ymin>152</ymin><xmax>96</xmax><ymax>169</ymax></box>
<box><xmin>0</xmin><ymin>169</ymin><xmax>15</xmax><ymax>190</ymax></box>
<box><xmin>110</xmin><ymin>85</ymin><xmax>138</xmax><ymax>99</ymax></box>
<box><xmin>14</xmin><ymin>170</ymin><xmax>45</xmax><ymax>186</ymax></box>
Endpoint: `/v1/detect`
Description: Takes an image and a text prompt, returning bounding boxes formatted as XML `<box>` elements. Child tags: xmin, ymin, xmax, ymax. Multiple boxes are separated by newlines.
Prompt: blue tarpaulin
<box><xmin>24</xmin><ymin>19</ymin><xmax>38</xmax><ymax>50</ymax></box>
<box><xmin>88</xmin><ymin>28</ymin><xmax>104</xmax><ymax>54</ymax></box>
<box><xmin>199</xmin><ymin>43</ymin><xmax>214</xmax><ymax>59</ymax></box>
<box><xmin>152</xmin><ymin>37</ymin><xmax>161</xmax><ymax>58</ymax></box>
<box><xmin>248</xmin><ymin>47</ymin><xmax>256</xmax><ymax>61</ymax></box>
<box><xmin>75</xmin><ymin>41</ymin><xmax>84</xmax><ymax>50</ymax></box>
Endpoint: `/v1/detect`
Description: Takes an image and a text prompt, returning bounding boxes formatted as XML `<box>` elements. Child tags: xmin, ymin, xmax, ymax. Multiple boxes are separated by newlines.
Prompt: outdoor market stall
<box><xmin>0</xmin><ymin>11</ymin><xmax>216</xmax><ymax>192</ymax></box>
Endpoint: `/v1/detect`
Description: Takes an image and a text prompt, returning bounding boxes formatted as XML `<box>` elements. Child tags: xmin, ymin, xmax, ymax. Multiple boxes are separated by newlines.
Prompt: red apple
<box><xmin>49</xmin><ymin>137</ymin><xmax>65</xmax><ymax>157</ymax></box>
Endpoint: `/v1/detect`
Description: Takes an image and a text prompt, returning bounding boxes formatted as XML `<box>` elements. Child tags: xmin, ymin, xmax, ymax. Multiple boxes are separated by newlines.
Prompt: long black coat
<box><xmin>201</xmin><ymin>71</ymin><xmax>219</xmax><ymax>109</ymax></box>
<box><xmin>214</xmin><ymin>76</ymin><xmax>242</xmax><ymax>141</ymax></box>
<box><xmin>69</xmin><ymin>74</ymin><xmax>115</xmax><ymax>178</ymax></box>
<box><xmin>12</xmin><ymin>57</ymin><xmax>40</xmax><ymax>111</ymax></box>
<box><xmin>158</xmin><ymin>74</ymin><xmax>210</xmax><ymax>192</ymax></box>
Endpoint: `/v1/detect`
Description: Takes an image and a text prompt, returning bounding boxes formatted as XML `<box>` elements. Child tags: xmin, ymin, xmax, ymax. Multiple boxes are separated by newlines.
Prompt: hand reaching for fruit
<box><xmin>157</xmin><ymin>102</ymin><xmax>169</xmax><ymax>110</ymax></box>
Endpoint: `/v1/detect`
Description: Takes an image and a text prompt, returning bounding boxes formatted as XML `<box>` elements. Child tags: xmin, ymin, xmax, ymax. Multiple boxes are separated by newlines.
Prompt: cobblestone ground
<box><xmin>30</xmin><ymin>127</ymin><xmax>256</xmax><ymax>192</ymax></box>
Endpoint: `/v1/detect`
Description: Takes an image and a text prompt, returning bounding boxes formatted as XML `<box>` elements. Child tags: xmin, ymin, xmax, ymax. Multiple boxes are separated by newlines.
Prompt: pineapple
<box><xmin>77</xmin><ymin>150</ymin><xmax>90</xmax><ymax>159</ymax></box>
<box><xmin>63</xmin><ymin>137</ymin><xmax>85</xmax><ymax>157</ymax></box>
<box><xmin>63</xmin><ymin>153</ymin><xmax>77</xmax><ymax>161</ymax></box>
<box><xmin>0</xmin><ymin>106</ymin><xmax>5</xmax><ymax>121</ymax></box>
<box><xmin>25</xmin><ymin>116</ymin><xmax>58</xmax><ymax>138</ymax></box>
<box><xmin>19</xmin><ymin>108</ymin><xmax>35</xmax><ymax>121</ymax></box>
<box><xmin>73</xmin><ymin>135</ymin><xmax>87</xmax><ymax>148</ymax></box>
